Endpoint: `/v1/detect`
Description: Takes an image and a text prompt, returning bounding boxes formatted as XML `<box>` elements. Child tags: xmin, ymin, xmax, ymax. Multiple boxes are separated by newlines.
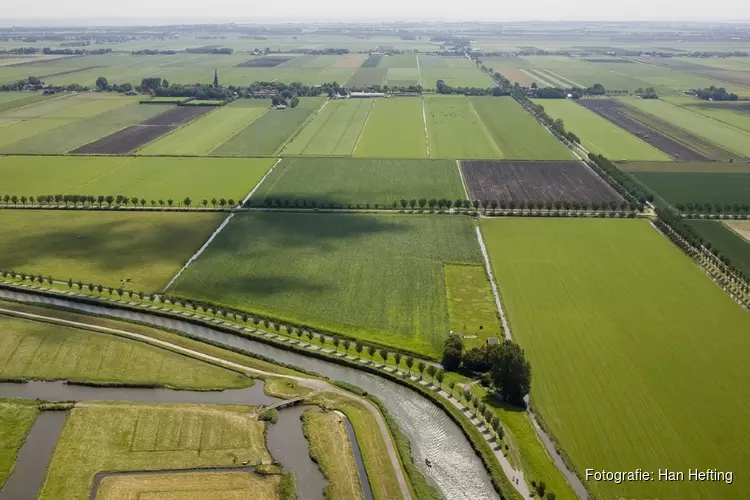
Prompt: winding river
<box><xmin>0</xmin><ymin>288</ymin><xmax>499</xmax><ymax>500</ymax></box>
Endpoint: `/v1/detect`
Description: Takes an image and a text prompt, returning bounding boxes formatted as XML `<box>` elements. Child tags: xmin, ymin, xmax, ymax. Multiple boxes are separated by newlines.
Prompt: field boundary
<box><xmin>239</xmin><ymin>158</ymin><xmax>283</xmax><ymax>207</ymax></box>
<box><xmin>473</xmin><ymin>224</ymin><xmax>512</xmax><ymax>340</ymax></box>
<box><xmin>469</xmin><ymin>99</ymin><xmax>503</xmax><ymax>157</ymax></box>
<box><xmin>276</xmin><ymin>99</ymin><xmax>330</xmax><ymax>156</ymax></box>
<box><xmin>352</xmin><ymin>100</ymin><xmax>375</xmax><ymax>154</ymax></box>
<box><xmin>456</xmin><ymin>160</ymin><xmax>470</xmax><ymax>199</ymax></box>
<box><xmin>132</xmin><ymin>106</ymin><xmax>221</xmax><ymax>154</ymax></box>
<box><xmin>421</xmin><ymin>97</ymin><xmax>430</xmax><ymax>157</ymax></box>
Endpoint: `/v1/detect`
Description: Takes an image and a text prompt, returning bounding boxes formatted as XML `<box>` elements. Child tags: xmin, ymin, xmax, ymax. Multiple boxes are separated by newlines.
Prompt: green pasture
<box><xmin>0</xmin><ymin>400</ymin><xmax>39</xmax><ymax>489</ymax></box>
<box><xmin>283</xmin><ymin>99</ymin><xmax>372</xmax><ymax>156</ymax></box>
<box><xmin>663</xmin><ymin>95</ymin><xmax>750</xmax><ymax>134</ymax></box>
<box><xmin>444</xmin><ymin>264</ymin><xmax>501</xmax><ymax>347</ymax></box>
<box><xmin>346</xmin><ymin>68</ymin><xmax>387</xmax><ymax>87</ymax></box>
<box><xmin>248</xmin><ymin>157</ymin><xmax>464</xmax><ymax>206</ymax></box>
<box><xmin>0</xmin><ymin>93</ymin><xmax>50</xmax><ymax>113</ymax></box>
<box><xmin>0</xmin><ymin>156</ymin><xmax>276</xmax><ymax>202</ymax></box>
<box><xmin>424</xmin><ymin>95</ymin><xmax>500</xmax><ymax>159</ymax></box>
<box><xmin>376</xmin><ymin>54</ymin><xmax>418</xmax><ymax>68</ymax></box>
<box><xmin>0</xmin><ymin>314</ymin><xmax>250</xmax><ymax>389</ymax></box>
<box><xmin>535</xmin><ymin>98</ymin><xmax>669</xmax><ymax>161</ymax></box>
<box><xmin>686</xmin><ymin>220</ymin><xmax>750</xmax><ymax>277</ymax></box>
<box><xmin>472</xmin><ymin>97</ymin><xmax>574</xmax><ymax>160</ymax></box>
<box><xmin>354</xmin><ymin>98</ymin><xmax>427</xmax><ymax>158</ymax></box>
<box><xmin>619</xmin><ymin>161</ymin><xmax>750</xmax><ymax>173</ymax></box>
<box><xmin>0</xmin><ymin>210</ymin><xmax>223</xmax><ymax>291</ymax></box>
<box><xmin>172</xmin><ymin>213</ymin><xmax>483</xmax><ymax>357</ymax></box>
<box><xmin>211</xmin><ymin>97</ymin><xmax>324</xmax><ymax>156</ymax></box>
<box><xmin>480</xmin><ymin>218</ymin><xmax>750</xmax><ymax>500</ymax></box>
<box><xmin>630</xmin><ymin>171</ymin><xmax>750</xmax><ymax>206</ymax></box>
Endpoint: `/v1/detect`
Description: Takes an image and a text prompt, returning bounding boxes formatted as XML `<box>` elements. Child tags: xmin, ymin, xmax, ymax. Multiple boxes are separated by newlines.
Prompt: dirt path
<box><xmin>0</xmin><ymin>307</ymin><xmax>412</xmax><ymax>500</ymax></box>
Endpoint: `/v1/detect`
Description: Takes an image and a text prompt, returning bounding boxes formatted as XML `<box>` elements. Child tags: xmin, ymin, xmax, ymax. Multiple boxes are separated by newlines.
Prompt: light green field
<box><xmin>0</xmin><ymin>156</ymin><xmax>275</xmax><ymax>202</ymax></box>
<box><xmin>0</xmin><ymin>211</ymin><xmax>223</xmax><ymax>291</ymax></box>
<box><xmin>444</xmin><ymin>264</ymin><xmax>501</xmax><ymax>347</ymax></box>
<box><xmin>471</xmin><ymin>97</ymin><xmax>575</xmax><ymax>160</ymax></box>
<box><xmin>619</xmin><ymin>96</ymin><xmax>750</xmax><ymax>157</ymax></box>
<box><xmin>376</xmin><ymin>54</ymin><xmax>418</xmax><ymax>68</ymax></box>
<box><xmin>173</xmin><ymin>213</ymin><xmax>483</xmax><ymax>357</ymax></box>
<box><xmin>0</xmin><ymin>93</ymin><xmax>50</xmax><ymax>113</ymax></box>
<box><xmin>249</xmin><ymin>157</ymin><xmax>464</xmax><ymax>207</ymax></box>
<box><xmin>39</xmin><ymin>403</ymin><xmax>269</xmax><ymax>500</ymax></box>
<box><xmin>481</xmin><ymin>218</ymin><xmax>750</xmax><ymax>500</ymax></box>
<box><xmin>425</xmin><ymin>96</ymin><xmax>500</xmax><ymax>159</ymax></box>
<box><xmin>283</xmin><ymin>99</ymin><xmax>372</xmax><ymax>156</ymax></box>
<box><xmin>138</xmin><ymin>105</ymin><xmax>267</xmax><ymax>155</ymax></box>
<box><xmin>663</xmin><ymin>95</ymin><xmax>750</xmax><ymax>133</ymax></box>
<box><xmin>535</xmin><ymin>99</ymin><xmax>670</xmax><ymax>161</ymax></box>
<box><xmin>0</xmin><ymin>400</ymin><xmax>39</xmax><ymax>489</ymax></box>
<box><xmin>0</xmin><ymin>314</ymin><xmax>250</xmax><ymax>389</ymax></box>
<box><xmin>354</xmin><ymin>98</ymin><xmax>427</xmax><ymax>158</ymax></box>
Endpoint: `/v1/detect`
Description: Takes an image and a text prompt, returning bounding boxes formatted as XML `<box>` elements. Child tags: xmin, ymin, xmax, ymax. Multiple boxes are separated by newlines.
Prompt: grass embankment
<box><xmin>0</xmin><ymin>400</ymin><xmax>39</xmax><ymax>488</ymax></box>
<box><xmin>302</xmin><ymin>407</ymin><xmax>365</xmax><ymax>500</ymax></box>
<box><xmin>480</xmin><ymin>218</ymin><xmax>750</xmax><ymax>499</ymax></box>
<box><xmin>38</xmin><ymin>402</ymin><xmax>270</xmax><ymax>500</ymax></box>
<box><xmin>0</xmin><ymin>313</ymin><xmax>251</xmax><ymax>389</ymax></box>
<box><xmin>0</xmin><ymin>210</ymin><xmax>224</xmax><ymax>291</ymax></box>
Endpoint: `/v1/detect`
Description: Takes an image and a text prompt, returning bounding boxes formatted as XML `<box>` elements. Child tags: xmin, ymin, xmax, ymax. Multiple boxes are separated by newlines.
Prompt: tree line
<box><xmin>587</xmin><ymin>154</ymin><xmax>653</xmax><ymax>206</ymax></box>
<box><xmin>691</xmin><ymin>86</ymin><xmax>738</xmax><ymax>101</ymax></box>
<box><xmin>676</xmin><ymin>202</ymin><xmax>750</xmax><ymax>217</ymax></box>
<box><xmin>0</xmin><ymin>194</ymin><xmax>237</xmax><ymax>209</ymax></box>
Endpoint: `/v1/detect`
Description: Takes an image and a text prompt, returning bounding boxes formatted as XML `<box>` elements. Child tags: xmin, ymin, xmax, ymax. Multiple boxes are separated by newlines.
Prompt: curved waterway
<box><xmin>0</xmin><ymin>289</ymin><xmax>499</xmax><ymax>500</ymax></box>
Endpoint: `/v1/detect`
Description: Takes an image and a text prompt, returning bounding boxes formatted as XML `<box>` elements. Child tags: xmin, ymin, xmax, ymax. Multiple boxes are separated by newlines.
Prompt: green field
<box><xmin>418</xmin><ymin>56</ymin><xmax>494</xmax><ymax>89</ymax></box>
<box><xmin>444</xmin><ymin>265</ymin><xmax>501</xmax><ymax>347</ymax></box>
<box><xmin>0</xmin><ymin>314</ymin><xmax>250</xmax><ymax>389</ymax></box>
<box><xmin>172</xmin><ymin>213</ymin><xmax>483</xmax><ymax>357</ymax></box>
<box><xmin>471</xmin><ymin>97</ymin><xmax>575</xmax><ymax>160</ymax></box>
<box><xmin>248</xmin><ymin>157</ymin><xmax>464</xmax><ymax>207</ymax></box>
<box><xmin>663</xmin><ymin>95</ymin><xmax>750</xmax><ymax>134</ymax></box>
<box><xmin>630</xmin><ymin>171</ymin><xmax>750</xmax><ymax>206</ymax></box>
<box><xmin>535</xmin><ymin>98</ymin><xmax>670</xmax><ymax>161</ymax></box>
<box><xmin>211</xmin><ymin>97</ymin><xmax>324</xmax><ymax>156</ymax></box>
<box><xmin>354</xmin><ymin>98</ymin><xmax>427</xmax><ymax>158</ymax></box>
<box><xmin>686</xmin><ymin>220</ymin><xmax>750</xmax><ymax>277</ymax></box>
<box><xmin>39</xmin><ymin>403</ymin><xmax>269</xmax><ymax>500</ymax></box>
<box><xmin>0</xmin><ymin>156</ymin><xmax>275</xmax><ymax>202</ymax></box>
<box><xmin>138</xmin><ymin>104</ymin><xmax>267</xmax><ymax>155</ymax></box>
<box><xmin>0</xmin><ymin>93</ymin><xmax>50</xmax><ymax>113</ymax></box>
<box><xmin>0</xmin><ymin>211</ymin><xmax>223</xmax><ymax>291</ymax></box>
<box><xmin>283</xmin><ymin>99</ymin><xmax>372</xmax><ymax>156</ymax></box>
<box><xmin>480</xmin><ymin>218</ymin><xmax>750</xmax><ymax>499</ymax></box>
<box><xmin>424</xmin><ymin>96</ymin><xmax>500</xmax><ymax>159</ymax></box>
<box><xmin>0</xmin><ymin>400</ymin><xmax>39</xmax><ymax>489</ymax></box>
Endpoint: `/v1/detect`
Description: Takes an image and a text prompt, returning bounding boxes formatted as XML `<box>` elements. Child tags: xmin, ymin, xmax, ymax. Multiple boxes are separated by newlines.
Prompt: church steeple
<box><xmin>213</xmin><ymin>69</ymin><xmax>219</xmax><ymax>88</ymax></box>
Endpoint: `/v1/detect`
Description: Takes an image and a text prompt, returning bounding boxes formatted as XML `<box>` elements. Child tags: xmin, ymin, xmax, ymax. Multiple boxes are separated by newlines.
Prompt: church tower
<box><xmin>213</xmin><ymin>69</ymin><xmax>219</xmax><ymax>88</ymax></box>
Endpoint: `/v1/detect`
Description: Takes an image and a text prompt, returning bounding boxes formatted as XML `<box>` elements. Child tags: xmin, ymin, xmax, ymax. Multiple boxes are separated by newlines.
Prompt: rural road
<box><xmin>0</xmin><ymin>307</ymin><xmax>413</xmax><ymax>500</ymax></box>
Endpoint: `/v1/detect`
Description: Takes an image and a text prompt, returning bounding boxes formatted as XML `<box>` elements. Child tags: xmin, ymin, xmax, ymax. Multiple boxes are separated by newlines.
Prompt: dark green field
<box><xmin>630</xmin><ymin>171</ymin><xmax>750</xmax><ymax>206</ymax></box>
<box><xmin>686</xmin><ymin>220</ymin><xmax>750</xmax><ymax>277</ymax></box>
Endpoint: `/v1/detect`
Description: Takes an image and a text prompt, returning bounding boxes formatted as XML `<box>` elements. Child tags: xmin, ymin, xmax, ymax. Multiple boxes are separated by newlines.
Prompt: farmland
<box><xmin>0</xmin><ymin>400</ymin><xmax>39</xmax><ymax>488</ymax></box>
<box><xmin>663</xmin><ymin>95</ymin><xmax>750</xmax><ymax>134</ymax></box>
<box><xmin>248</xmin><ymin>157</ymin><xmax>464</xmax><ymax>207</ymax></box>
<box><xmin>354</xmin><ymin>98</ymin><xmax>427</xmax><ymax>158</ymax></box>
<box><xmin>283</xmin><ymin>99</ymin><xmax>372</xmax><ymax>156</ymax></box>
<box><xmin>172</xmin><ymin>213</ymin><xmax>484</xmax><ymax>357</ymax></box>
<box><xmin>685</xmin><ymin>220</ymin><xmax>750</xmax><ymax>277</ymax></box>
<box><xmin>0</xmin><ymin>155</ymin><xmax>276</xmax><ymax>202</ymax></box>
<box><xmin>0</xmin><ymin>211</ymin><xmax>224</xmax><ymax>291</ymax></box>
<box><xmin>425</xmin><ymin>95</ymin><xmax>500</xmax><ymax>159</ymax></box>
<box><xmin>480</xmin><ymin>218</ymin><xmax>750</xmax><ymax>500</ymax></box>
<box><xmin>726</xmin><ymin>220</ymin><xmax>750</xmax><ymax>242</ymax></box>
<box><xmin>535</xmin><ymin>98</ymin><xmax>670</xmax><ymax>161</ymax></box>
<box><xmin>444</xmin><ymin>264</ymin><xmax>502</xmax><ymax>347</ymax></box>
<box><xmin>461</xmin><ymin>160</ymin><xmax>621</xmax><ymax>204</ymax></box>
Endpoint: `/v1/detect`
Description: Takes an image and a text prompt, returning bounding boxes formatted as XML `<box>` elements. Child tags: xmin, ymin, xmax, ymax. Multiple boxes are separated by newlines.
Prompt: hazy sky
<box><xmin>3</xmin><ymin>0</ymin><xmax>750</xmax><ymax>24</ymax></box>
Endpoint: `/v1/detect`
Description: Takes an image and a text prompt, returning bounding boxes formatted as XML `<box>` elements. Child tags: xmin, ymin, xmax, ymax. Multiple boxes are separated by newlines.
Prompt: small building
<box><xmin>350</xmin><ymin>92</ymin><xmax>385</xmax><ymax>98</ymax></box>
<box><xmin>274</xmin><ymin>104</ymin><xmax>287</xmax><ymax>109</ymax></box>
<box><xmin>486</xmin><ymin>337</ymin><xmax>500</xmax><ymax>345</ymax></box>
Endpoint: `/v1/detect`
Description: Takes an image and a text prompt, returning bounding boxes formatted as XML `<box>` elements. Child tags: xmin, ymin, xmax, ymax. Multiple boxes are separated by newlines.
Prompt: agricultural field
<box><xmin>248</xmin><ymin>157</ymin><xmax>464</xmax><ymax>207</ymax></box>
<box><xmin>0</xmin><ymin>314</ymin><xmax>250</xmax><ymax>389</ymax></box>
<box><xmin>663</xmin><ymin>95</ymin><xmax>750</xmax><ymax>134</ymax></box>
<box><xmin>535</xmin><ymin>98</ymin><xmax>670</xmax><ymax>161</ymax></box>
<box><xmin>0</xmin><ymin>155</ymin><xmax>276</xmax><ymax>202</ymax></box>
<box><xmin>725</xmin><ymin>220</ymin><xmax>750</xmax><ymax>242</ymax></box>
<box><xmin>470</xmin><ymin>97</ymin><xmax>574</xmax><ymax>160</ymax></box>
<box><xmin>0</xmin><ymin>92</ymin><xmax>50</xmax><ymax>113</ymax></box>
<box><xmin>0</xmin><ymin>400</ymin><xmax>39</xmax><ymax>488</ymax></box>
<box><xmin>171</xmin><ymin>213</ymin><xmax>484</xmax><ymax>357</ymax></box>
<box><xmin>138</xmin><ymin>103</ymin><xmax>266</xmax><ymax>155</ymax></box>
<box><xmin>346</xmin><ymin>67</ymin><xmax>387</xmax><ymax>87</ymax></box>
<box><xmin>480</xmin><ymin>218</ymin><xmax>750</xmax><ymax>500</ymax></box>
<box><xmin>461</xmin><ymin>160</ymin><xmax>621</xmax><ymax>204</ymax></box>
<box><xmin>212</xmin><ymin>97</ymin><xmax>325</xmax><ymax>156</ymax></box>
<box><xmin>424</xmin><ymin>95</ymin><xmax>500</xmax><ymax>159</ymax></box>
<box><xmin>39</xmin><ymin>403</ymin><xmax>270</xmax><ymax>500</ymax></box>
<box><xmin>0</xmin><ymin>211</ymin><xmax>224</xmax><ymax>291</ymax></box>
<box><xmin>685</xmin><ymin>220</ymin><xmax>750</xmax><ymax>277</ymax></box>
<box><xmin>444</xmin><ymin>265</ymin><xmax>501</xmax><ymax>347</ymax></box>
<box><xmin>417</xmin><ymin>56</ymin><xmax>494</xmax><ymax>89</ymax></box>
<box><xmin>354</xmin><ymin>98</ymin><xmax>427</xmax><ymax>158</ymax></box>
<box><xmin>283</xmin><ymin>99</ymin><xmax>372</xmax><ymax>156</ymax></box>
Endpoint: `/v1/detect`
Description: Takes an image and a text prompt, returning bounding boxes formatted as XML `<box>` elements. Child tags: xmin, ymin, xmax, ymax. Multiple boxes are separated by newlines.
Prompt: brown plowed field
<box><xmin>72</xmin><ymin>125</ymin><xmax>175</xmax><ymax>154</ymax></box>
<box><xmin>140</xmin><ymin>106</ymin><xmax>213</xmax><ymax>126</ymax></box>
<box><xmin>461</xmin><ymin>160</ymin><xmax>622</xmax><ymax>204</ymax></box>
<box><xmin>577</xmin><ymin>99</ymin><xmax>709</xmax><ymax>161</ymax></box>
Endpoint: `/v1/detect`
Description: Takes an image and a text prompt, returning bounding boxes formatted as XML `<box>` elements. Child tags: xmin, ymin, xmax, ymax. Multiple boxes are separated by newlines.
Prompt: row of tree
<box><xmin>514</xmin><ymin>92</ymin><xmax>582</xmax><ymax>145</ymax></box>
<box><xmin>0</xmin><ymin>194</ymin><xmax>236</xmax><ymax>209</ymax></box>
<box><xmin>676</xmin><ymin>202</ymin><xmax>750</xmax><ymax>216</ymax></box>
<box><xmin>587</xmin><ymin>154</ymin><xmax>654</xmax><ymax>206</ymax></box>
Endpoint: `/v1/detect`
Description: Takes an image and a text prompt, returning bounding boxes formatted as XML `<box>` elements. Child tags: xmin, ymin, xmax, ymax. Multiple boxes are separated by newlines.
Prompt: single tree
<box><xmin>367</xmin><ymin>344</ymin><xmax>376</xmax><ymax>358</ymax></box>
<box><xmin>405</xmin><ymin>356</ymin><xmax>415</xmax><ymax>375</ymax></box>
<box><xmin>393</xmin><ymin>351</ymin><xmax>403</xmax><ymax>370</ymax></box>
<box><xmin>417</xmin><ymin>360</ymin><xmax>426</xmax><ymax>379</ymax></box>
<box><xmin>355</xmin><ymin>341</ymin><xmax>364</xmax><ymax>356</ymax></box>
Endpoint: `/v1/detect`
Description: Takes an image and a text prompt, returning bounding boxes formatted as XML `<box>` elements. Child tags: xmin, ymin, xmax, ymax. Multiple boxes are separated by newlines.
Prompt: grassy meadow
<box><xmin>444</xmin><ymin>265</ymin><xmax>501</xmax><ymax>347</ymax></box>
<box><xmin>354</xmin><ymin>98</ymin><xmax>427</xmax><ymax>158</ymax></box>
<box><xmin>248</xmin><ymin>157</ymin><xmax>464</xmax><ymax>207</ymax></box>
<box><xmin>0</xmin><ymin>400</ymin><xmax>39</xmax><ymax>489</ymax></box>
<box><xmin>480</xmin><ymin>218</ymin><xmax>750</xmax><ymax>500</ymax></box>
<box><xmin>425</xmin><ymin>95</ymin><xmax>500</xmax><ymax>159</ymax></box>
<box><xmin>172</xmin><ymin>213</ymin><xmax>483</xmax><ymax>357</ymax></box>
<box><xmin>0</xmin><ymin>211</ymin><xmax>223</xmax><ymax>291</ymax></box>
<box><xmin>630</xmin><ymin>171</ymin><xmax>750</xmax><ymax>206</ymax></box>
<box><xmin>283</xmin><ymin>99</ymin><xmax>372</xmax><ymax>156</ymax></box>
<box><xmin>0</xmin><ymin>314</ymin><xmax>250</xmax><ymax>389</ymax></box>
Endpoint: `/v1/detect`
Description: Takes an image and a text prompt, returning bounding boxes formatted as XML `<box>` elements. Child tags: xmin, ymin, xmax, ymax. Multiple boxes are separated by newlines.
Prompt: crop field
<box><xmin>663</xmin><ymin>95</ymin><xmax>750</xmax><ymax>134</ymax></box>
<box><xmin>172</xmin><ymin>213</ymin><xmax>483</xmax><ymax>357</ymax></box>
<box><xmin>0</xmin><ymin>211</ymin><xmax>223</xmax><ymax>291</ymax></box>
<box><xmin>461</xmin><ymin>160</ymin><xmax>621</xmax><ymax>204</ymax></box>
<box><xmin>39</xmin><ymin>403</ymin><xmax>269</xmax><ymax>500</ymax></box>
<box><xmin>354</xmin><ymin>98</ymin><xmax>427</xmax><ymax>158</ymax></box>
<box><xmin>521</xmin><ymin>56</ymin><xmax>651</xmax><ymax>91</ymax></box>
<box><xmin>480</xmin><ymin>218</ymin><xmax>750</xmax><ymax>500</ymax></box>
<box><xmin>283</xmin><ymin>99</ymin><xmax>372</xmax><ymax>156</ymax></box>
<box><xmin>418</xmin><ymin>56</ymin><xmax>494</xmax><ymax>89</ymax></box>
<box><xmin>424</xmin><ymin>96</ymin><xmax>500</xmax><ymax>159</ymax></box>
<box><xmin>629</xmin><ymin>171</ymin><xmax>750</xmax><ymax>206</ymax></box>
<box><xmin>0</xmin><ymin>93</ymin><xmax>50</xmax><ymax>113</ymax></box>
<box><xmin>725</xmin><ymin>220</ymin><xmax>750</xmax><ymax>242</ymax></box>
<box><xmin>0</xmin><ymin>401</ymin><xmax>39</xmax><ymax>489</ymax></box>
<box><xmin>444</xmin><ymin>265</ymin><xmax>501</xmax><ymax>347</ymax></box>
<box><xmin>138</xmin><ymin>104</ymin><xmax>266</xmax><ymax>155</ymax></box>
<box><xmin>345</xmin><ymin>68</ymin><xmax>387</xmax><ymax>87</ymax></box>
<box><xmin>0</xmin><ymin>314</ymin><xmax>249</xmax><ymax>388</ymax></box>
<box><xmin>0</xmin><ymin>156</ymin><xmax>275</xmax><ymax>202</ymax></box>
<box><xmin>248</xmin><ymin>157</ymin><xmax>464</xmax><ymax>207</ymax></box>
<box><xmin>686</xmin><ymin>220</ymin><xmax>750</xmax><ymax>277</ymax></box>
<box><xmin>470</xmin><ymin>97</ymin><xmax>574</xmax><ymax>160</ymax></box>
<box><xmin>535</xmin><ymin>98</ymin><xmax>670</xmax><ymax>161</ymax></box>
<box><xmin>212</xmin><ymin>97</ymin><xmax>324</xmax><ymax>156</ymax></box>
